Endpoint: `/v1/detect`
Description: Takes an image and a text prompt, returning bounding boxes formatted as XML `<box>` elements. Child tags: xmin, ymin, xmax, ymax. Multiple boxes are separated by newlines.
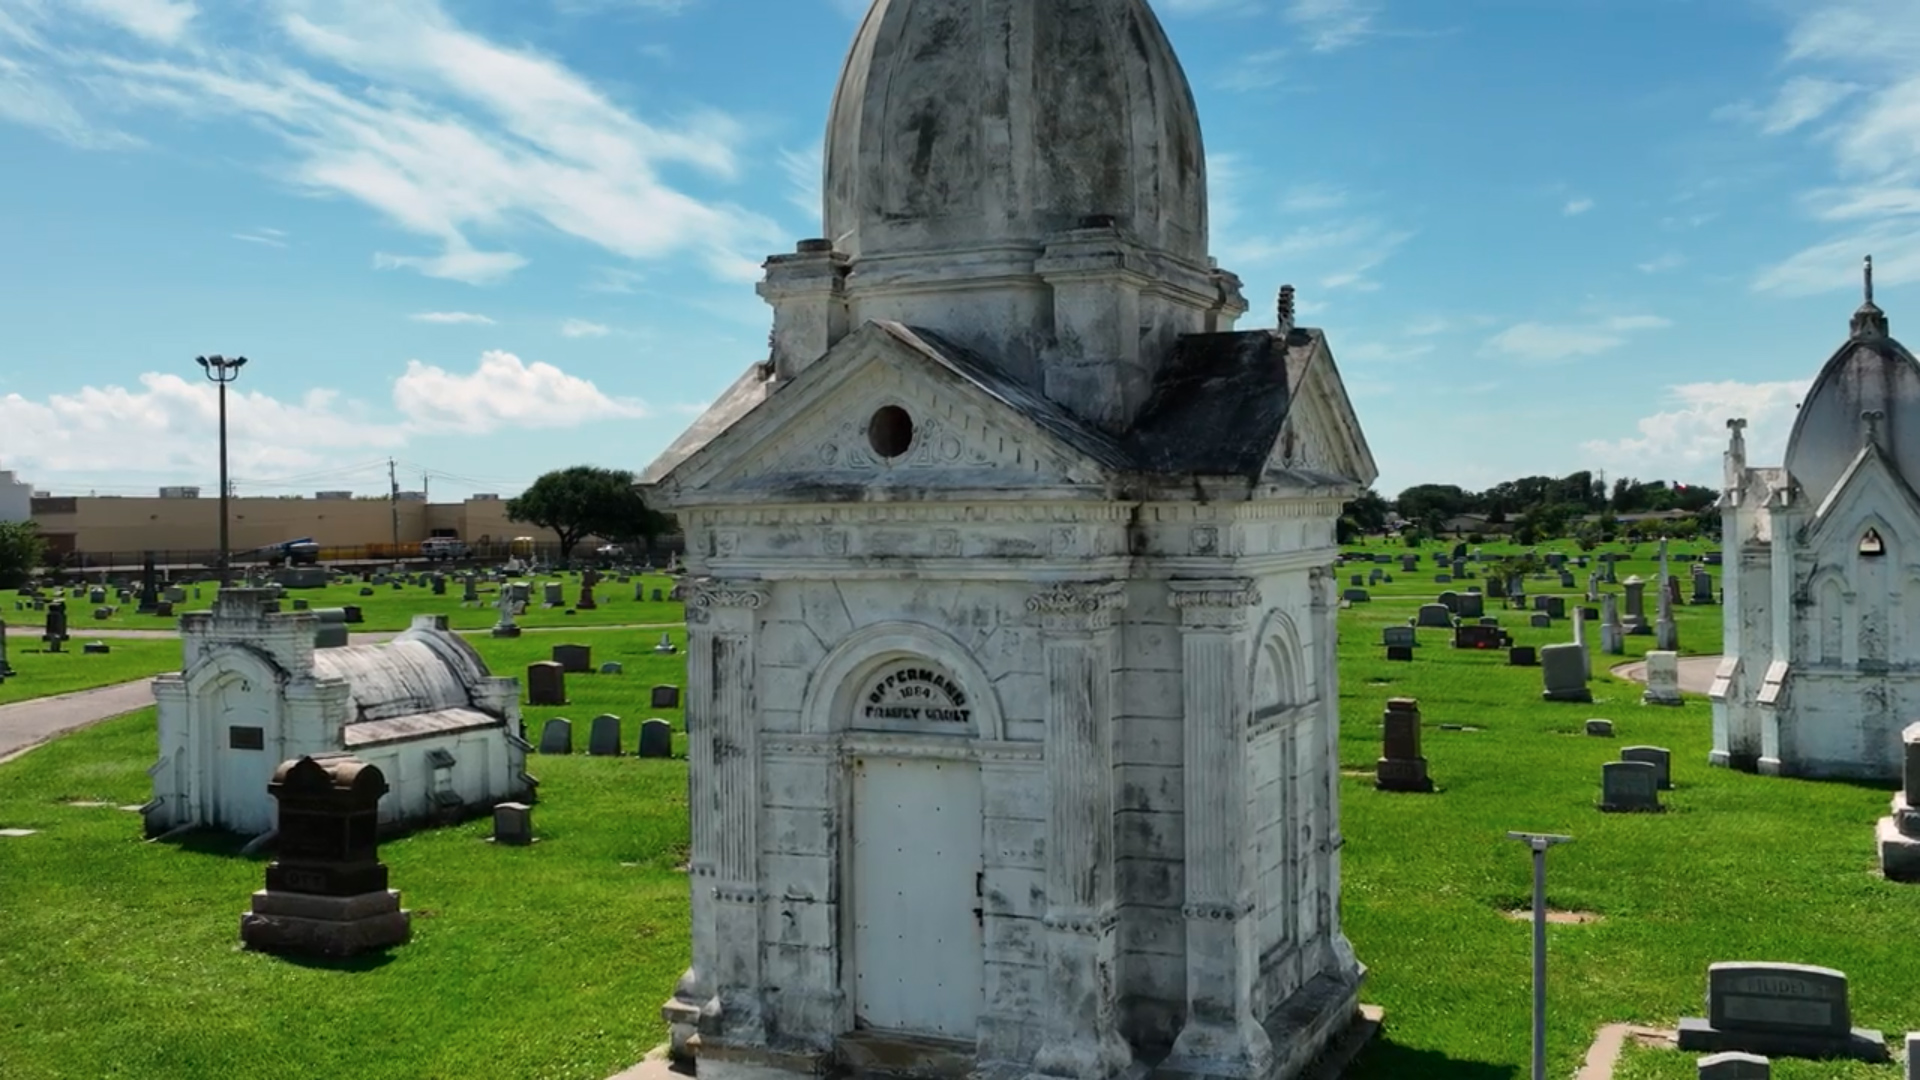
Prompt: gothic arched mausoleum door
<box><xmin>847</xmin><ymin>658</ymin><xmax>984</xmax><ymax>1041</ymax></box>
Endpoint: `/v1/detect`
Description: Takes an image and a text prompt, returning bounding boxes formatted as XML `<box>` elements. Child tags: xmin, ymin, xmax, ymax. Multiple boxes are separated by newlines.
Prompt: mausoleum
<box><xmin>145</xmin><ymin>590</ymin><xmax>534</xmax><ymax>839</ymax></box>
<box><xmin>1713</xmin><ymin>260</ymin><xmax>1920</xmax><ymax>780</ymax></box>
<box><xmin>640</xmin><ymin>2</ymin><xmax>1375</xmax><ymax>1078</ymax></box>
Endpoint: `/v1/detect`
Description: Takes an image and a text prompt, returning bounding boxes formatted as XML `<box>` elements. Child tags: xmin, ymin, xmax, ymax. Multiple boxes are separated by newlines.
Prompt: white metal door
<box><xmin>212</xmin><ymin>684</ymin><xmax>276</xmax><ymax>835</ymax></box>
<box><xmin>851</xmin><ymin>756</ymin><xmax>983</xmax><ymax>1039</ymax></box>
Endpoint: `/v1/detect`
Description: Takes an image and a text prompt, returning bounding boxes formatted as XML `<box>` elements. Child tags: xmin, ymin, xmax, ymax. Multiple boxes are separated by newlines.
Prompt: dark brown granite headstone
<box><xmin>1376</xmin><ymin>698</ymin><xmax>1434</xmax><ymax>793</ymax></box>
<box><xmin>527</xmin><ymin>661</ymin><xmax>567</xmax><ymax>706</ymax></box>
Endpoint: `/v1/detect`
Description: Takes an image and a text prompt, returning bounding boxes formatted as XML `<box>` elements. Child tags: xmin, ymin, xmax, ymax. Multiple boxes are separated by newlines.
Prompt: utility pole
<box><xmin>196</xmin><ymin>355</ymin><xmax>248</xmax><ymax>587</ymax></box>
<box><xmin>388</xmin><ymin>458</ymin><xmax>401</xmax><ymax>569</ymax></box>
<box><xmin>1507</xmin><ymin>831</ymin><xmax>1573</xmax><ymax>1080</ymax></box>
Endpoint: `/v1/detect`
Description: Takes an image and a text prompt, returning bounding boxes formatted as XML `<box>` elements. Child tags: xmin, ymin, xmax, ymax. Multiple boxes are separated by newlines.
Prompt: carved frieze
<box><xmin>1169</xmin><ymin>579</ymin><xmax>1262</xmax><ymax>628</ymax></box>
<box><xmin>1027</xmin><ymin>581</ymin><xmax>1127</xmax><ymax>632</ymax></box>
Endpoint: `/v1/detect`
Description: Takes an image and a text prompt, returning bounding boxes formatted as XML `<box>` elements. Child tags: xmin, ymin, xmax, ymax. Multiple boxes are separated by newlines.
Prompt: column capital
<box><xmin>1027</xmin><ymin>580</ymin><xmax>1127</xmax><ymax>633</ymax></box>
<box><xmin>688</xmin><ymin>579</ymin><xmax>769</xmax><ymax>627</ymax></box>
<box><xmin>1168</xmin><ymin>579</ymin><xmax>1261</xmax><ymax>628</ymax></box>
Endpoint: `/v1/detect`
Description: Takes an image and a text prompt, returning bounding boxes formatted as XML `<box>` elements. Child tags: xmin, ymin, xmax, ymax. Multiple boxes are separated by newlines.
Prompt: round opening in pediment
<box><xmin>868</xmin><ymin>406</ymin><xmax>914</xmax><ymax>460</ymax></box>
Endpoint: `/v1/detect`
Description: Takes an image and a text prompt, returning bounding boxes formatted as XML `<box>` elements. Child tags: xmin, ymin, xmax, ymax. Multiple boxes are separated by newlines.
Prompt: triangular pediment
<box><xmin>655</xmin><ymin>322</ymin><xmax>1124</xmax><ymax>503</ymax></box>
<box><xmin>1804</xmin><ymin>442</ymin><xmax>1920</xmax><ymax>551</ymax></box>
<box><xmin>1262</xmin><ymin>334</ymin><xmax>1378</xmax><ymax>487</ymax></box>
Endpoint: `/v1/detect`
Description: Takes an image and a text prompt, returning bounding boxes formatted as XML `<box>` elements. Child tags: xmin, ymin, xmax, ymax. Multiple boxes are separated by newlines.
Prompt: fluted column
<box><xmin>690</xmin><ymin>581</ymin><xmax>770</xmax><ymax>1045</ymax></box>
<box><xmin>1309</xmin><ymin>567</ymin><xmax>1359</xmax><ymax>975</ymax></box>
<box><xmin>1164</xmin><ymin>580</ymin><xmax>1272</xmax><ymax>1080</ymax></box>
<box><xmin>663</xmin><ymin>607</ymin><xmax>719</xmax><ymax>1057</ymax></box>
<box><xmin>1026</xmin><ymin>582</ymin><xmax>1131</xmax><ymax>1080</ymax></box>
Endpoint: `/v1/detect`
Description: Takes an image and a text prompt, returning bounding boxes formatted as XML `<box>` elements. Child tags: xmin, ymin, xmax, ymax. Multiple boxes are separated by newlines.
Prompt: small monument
<box><xmin>1644</xmin><ymin>651</ymin><xmax>1684</xmax><ymax>706</ymax></box>
<box><xmin>41</xmin><ymin>600</ymin><xmax>68</xmax><ymax>653</ymax></box>
<box><xmin>491</xmin><ymin>585</ymin><xmax>522</xmax><ymax>638</ymax></box>
<box><xmin>653</xmin><ymin>632</ymin><xmax>678</xmax><ymax>654</ymax></box>
<box><xmin>1598</xmin><ymin>760</ymin><xmax>1661</xmax><ymax>812</ymax></box>
<box><xmin>1698</xmin><ymin>1052</ymin><xmax>1770</xmax><ymax>1080</ymax></box>
<box><xmin>239</xmin><ymin>756</ymin><xmax>412</xmax><ymax>958</ymax></box>
<box><xmin>1541</xmin><ymin>644</ymin><xmax>1593</xmax><ymax>703</ymax></box>
<box><xmin>578</xmin><ymin>568</ymin><xmax>599</xmax><ymax>611</ymax></box>
<box><xmin>492</xmin><ymin>802</ymin><xmax>534</xmax><ymax>846</ymax></box>
<box><xmin>1621</xmin><ymin>746</ymin><xmax>1672</xmax><ymax>790</ymax></box>
<box><xmin>1874</xmin><ymin>721</ymin><xmax>1920</xmax><ymax>881</ymax></box>
<box><xmin>1375</xmin><ymin>698</ymin><xmax>1434</xmax><ymax>793</ymax></box>
<box><xmin>1677</xmin><ymin>962</ymin><xmax>1887</xmax><ymax>1062</ymax></box>
<box><xmin>1600</xmin><ymin>593</ymin><xmax>1625</xmax><ymax>655</ymax></box>
<box><xmin>1655</xmin><ymin>543</ymin><xmax>1681</xmax><ymax>652</ymax></box>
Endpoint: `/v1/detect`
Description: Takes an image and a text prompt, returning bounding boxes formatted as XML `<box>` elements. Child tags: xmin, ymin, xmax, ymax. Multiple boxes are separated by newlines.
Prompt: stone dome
<box><xmin>1783</xmin><ymin>293</ymin><xmax>1920</xmax><ymax>507</ymax></box>
<box><xmin>823</xmin><ymin>0</ymin><xmax>1209</xmax><ymax>264</ymax></box>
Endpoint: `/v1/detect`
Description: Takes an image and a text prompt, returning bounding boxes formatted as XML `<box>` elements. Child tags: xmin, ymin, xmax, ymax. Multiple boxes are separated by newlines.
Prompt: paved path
<box><xmin>2</xmin><ymin>622</ymin><xmax>681</xmax><ymax>642</ymax></box>
<box><xmin>0</xmin><ymin>678</ymin><xmax>156</xmax><ymax>764</ymax></box>
<box><xmin>1609</xmin><ymin>654</ymin><xmax>1721</xmax><ymax>695</ymax></box>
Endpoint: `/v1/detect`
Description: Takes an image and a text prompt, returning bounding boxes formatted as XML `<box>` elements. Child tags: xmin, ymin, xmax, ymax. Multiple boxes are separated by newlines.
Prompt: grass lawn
<box><xmin>1336</xmin><ymin>541</ymin><xmax>1911</xmax><ymax>1077</ymax></box>
<box><xmin>0</xmin><ymin>627</ymin><xmax>694</xmax><ymax>1080</ymax></box>
<box><xmin>0</xmin><ymin>638</ymin><xmax>181</xmax><ymax>706</ymax></box>
<box><xmin>4</xmin><ymin>537</ymin><xmax>1912</xmax><ymax>1078</ymax></box>
<box><xmin>8</xmin><ymin>571</ymin><xmax>687</xmax><ymax>633</ymax></box>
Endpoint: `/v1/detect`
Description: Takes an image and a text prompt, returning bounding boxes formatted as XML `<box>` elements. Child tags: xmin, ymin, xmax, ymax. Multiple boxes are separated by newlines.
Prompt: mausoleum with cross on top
<box><xmin>1714</xmin><ymin>257</ymin><xmax>1920</xmax><ymax>780</ymax></box>
<box><xmin>639</xmin><ymin>3</ymin><xmax>1377</xmax><ymax>1079</ymax></box>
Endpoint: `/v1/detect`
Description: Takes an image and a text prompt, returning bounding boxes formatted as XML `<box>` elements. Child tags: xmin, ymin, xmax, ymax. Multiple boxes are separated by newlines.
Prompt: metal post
<box><xmin>1506</xmin><ymin>831</ymin><xmax>1572</xmax><ymax>1080</ymax></box>
<box><xmin>196</xmin><ymin>355</ymin><xmax>248</xmax><ymax>589</ymax></box>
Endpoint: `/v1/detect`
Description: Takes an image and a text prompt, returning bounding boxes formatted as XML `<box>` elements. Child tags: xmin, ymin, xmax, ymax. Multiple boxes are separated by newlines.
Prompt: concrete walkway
<box><xmin>0</xmin><ymin>678</ymin><xmax>156</xmax><ymax>764</ymax></box>
<box><xmin>1609</xmin><ymin>654</ymin><xmax>1721</xmax><ymax>695</ymax></box>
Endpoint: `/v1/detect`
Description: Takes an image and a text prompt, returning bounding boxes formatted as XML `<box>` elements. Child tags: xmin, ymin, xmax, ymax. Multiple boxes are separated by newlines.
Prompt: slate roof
<box><xmin>646</xmin><ymin>319</ymin><xmax>1325</xmax><ymax>489</ymax></box>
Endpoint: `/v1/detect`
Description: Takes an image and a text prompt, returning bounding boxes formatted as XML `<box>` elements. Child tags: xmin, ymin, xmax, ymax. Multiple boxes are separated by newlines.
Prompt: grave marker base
<box><xmin>240</xmin><ymin>888</ymin><xmax>411</xmax><ymax>958</ymax></box>
<box><xmin>1676</xmin><ymin>1018</ymin><xmax>1887</xmax><ymax>1063</ymax></box>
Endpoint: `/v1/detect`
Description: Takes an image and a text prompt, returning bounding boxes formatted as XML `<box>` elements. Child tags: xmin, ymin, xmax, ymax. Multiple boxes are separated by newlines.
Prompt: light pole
<box><xmin>1506</xmin><ymin>831</ymin><xmax>1572</xmax><ymax>1080</ymax></box>
<box><xmin>196</xmin><ymin>355</ymin><xmax>248</xmax><ymax>587</ymax></box>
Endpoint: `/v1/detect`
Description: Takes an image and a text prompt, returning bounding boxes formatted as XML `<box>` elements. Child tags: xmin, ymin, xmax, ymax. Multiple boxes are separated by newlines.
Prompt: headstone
<box><xmin>1541</xmin><ymin>644</ymin><xmax>1593</xmax><ymax>702</ymax></box>
<box><xmin>1586</xmin><ymin>718</ymin><xmax>1614</xmax><ymax>737</ymax></box>
<box><xmin>1349</xmin><ymin>574</ymin><xmax>1364</xmax><ymax>587</ymax></box>
<box><xmin>1486</xmin><ymin>575</ymin><xmax>1507</xmax><ymax>599</ymax></box>
<box><xmin>1678</xmin><ymin>962</ymin><xmax>1887</xmax><ymax>1062</ymax></box>
<box><xmin>491</xmin><ymin>586</ymin><xmax>521</xmax><ymax>638</ymax></box>
<box><xmin>1530</xmin><ymin>613</ymin><xmax>1552</xmax><ymax>629</ymax></box>
<box><xmin>551</xmin><ymin>643</ymin><xmax>592</xmax><ymax>674</ymax></box>
<box><xmin>1434</xmin><ymin>573</ymin><xmax>1452</xmax><ymax>584</ymax></box>
<box><xmin>1508</xmin><ymin>645</ymin><xmax>1537</xmax><ymax>666</ymax></box>
<box><xmin>527</xmin><ymin>662</ymin><xmax>567</xmax><ymax>706</ymax></box>
<box><xmin>1544</xmin><ymin>596</ymin><xmax>1566</xmax><ymax>619</ymax></box>
<box><xmin>240</xmin><ymin>756</ymin><xmax>411</xmax><ymax>957</ymax></box>
<box><xmin>83</xmin><ymin>641</ymin><xmax>110</xmax><ymax>655</ymax></box>
<box><xmin>137</xmin><ymin>553</ymin><xmax>159</xmax><ymax>614</ymax></box>
<box><xmin>578</xmin><ymin>568</ymin><xmax>599</xmax><ymax>611</ymax></box>
<box><xmin>1453</xmin><ymin>624</ymin><xmax>1505</xmax><ymax>650</ymax></box>
<box><xmin>1874</xmin><ymin>722</ymin><xmax>1920</xmax><ymax>881</ymax></box>
<box><xmin>492</xmin><ymin>802</ymin><xmax>533</xmax><ymax>846</ymax></box>
<box><xmin>0</xmin><ymin>619</ymin><xmax>11</xmax><ymax>679</ymax></box>
<box><xmin>1643</xmin><ymin>650</ymin><xmax>1684</xmax><ymax>706</ymax></box>
<box><xmin>1416</xmin><ymin>604</ymin><xmax>1453</xmax><ymax>628</ymax></box>
<box><xmin>655</xmin><ymin>633</ymin><xmax>679</xmax><ymax>654</ymax></box>
<box><xmin>1586</xmin><ymin>573</ymin><xmax>1600</xmax><ymax>602</ymax></box>
<box><xmin>463</xmin><ymin>576</ymin><xmax>479</xmax><ymax>603</ymax></box>
<box><xmin>1622</xmin><ymin>745</ymin><xmax>1672</xmax><ymax>789</ymax></box>
<box><xmin>600</xmin><ymin>661</ymin><xmax>624</xmax><ymax>676</ymax></box>
<box><xmin>1386</xmin><ymin>645</ymin><xmax>1414</xmax><ymax>662</ymax></box>
<box><xmin>1623</xmin><ymin>576</ymin><xmax>1647</xmax><ymax>620</ymax></box>
<box><xmin>1436</xmin><ymin>590</ymin><xmax>1460</xmax><ymax>613</ymax></box>
<box><xmin>1599</xmin><ymin>760</ymin><xmax>1661</xmax><ymax>812</ymax></box>
<box><xmin>1342</xmin><ymin>588</ymin><xmax>1370</xmax><ymax>603</ymax></box>
<box><xmin>342</xmin><ymin>605</ymin><xmax>363</xmax><ymax>624</ymax></box>
<box><xmin>538</xmin><ymin>718</ymin><xmax>573</xmax><ymax>755</ymax></box>
<box><xmin>431</xmin><ymin>575</ymin><xmax>446</xmax><ymax>596</ymax></box>
<box><xmin>1457</xmin><ymin>592</ymin><xmax>1485</xmax><ymax>619</ymax></box>
<box><xmin>1375</xmin><ymin>698</ymin><xmax>1434</xmax><ymax>793</ymax></box>
<box><xmin>638</xmin><ymin>719</ymin><xmax>674</xmax><ymax>758</ymax></box>
<box><xmin>1907</xmin><ymin>1033</ymin><xmax>1919</xmax><ymax>1080</ymax></box>
<box><xmin>1382</xmin><ymin>626</ymin><xmax>1417</xmax><ymax>649</ymax></box>
<box><xmin>543</xmin><ymin>582</ymin><xmax>564</xmax><ymax>608</ymax></box>
<box><xmin>588</xmin><ymin>715</ymin><xmax>623</xmax><ymax>756</ymax></box>
<box><xmin>1368</xmin><ymin>569</ymin><xmax>1383</xmax><ymax>585</ymax></box>
<box><xmin>42</xmin><ymin>601</ymin><xmax>68</xmax><ymax>652</ymax></box>
<box><xmin>652</xmin><ymin>684</ymin><xmax>682</xmax><ymax>709</ymax></box>
<box><xmin>1600</xmin><ymin>593</ymin><xmax>1625</xmax><ymax>655</ymax></box>
<box><xmin>1400</xmin><ymin>554</ymin><xmax>1418</xmax><ymax>572</ymax></box>
<box><xmin>1558</xmin><ymin>571</ymin><xmax>1575</xmax><ymax>589</ymax></box>
<box><xmin>1656</xmin><ymin>574</ymin><xmax>1681</xmax><ymax>651</ymax></box>
<box><xmin>1693</xmin><ymin>568</ymin><xmax>1716</xmax><ymax>604</ymax></box>
<box><xmin>1697</xmin><ymin>1051</ymin><xmax>1770</xmax><ymax>1079</ymax></box>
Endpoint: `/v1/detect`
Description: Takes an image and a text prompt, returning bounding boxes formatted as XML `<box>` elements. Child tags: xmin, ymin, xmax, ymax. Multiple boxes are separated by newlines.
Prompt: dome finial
<box><xmin>1865</xmin><ymin>254</ymin><xmax>1875</xmax><ymax>305</ymax></box>
<box><xmin>1851</xmin><ymin>253</ymin><xmax>1889</xmax><ymax>339</ymax></box>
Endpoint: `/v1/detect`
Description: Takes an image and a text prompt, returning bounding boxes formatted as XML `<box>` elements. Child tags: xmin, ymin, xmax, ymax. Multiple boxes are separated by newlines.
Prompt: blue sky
<box><xmin>0</xmin><ymin>0</ymin><xmax>1912</xmax><ymax>502</ymax></box>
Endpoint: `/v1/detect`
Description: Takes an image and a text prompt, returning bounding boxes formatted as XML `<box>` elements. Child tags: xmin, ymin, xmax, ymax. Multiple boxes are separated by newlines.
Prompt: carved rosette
<box><xmin>1168</xmin><ymin>579</ymin><xmax>1262</xmax><ymax>629</ymax></box>
<box><xmin>1027</xmin><ymin>581</ymin><xmax>1128</xmax><ymax>633</ymax></box>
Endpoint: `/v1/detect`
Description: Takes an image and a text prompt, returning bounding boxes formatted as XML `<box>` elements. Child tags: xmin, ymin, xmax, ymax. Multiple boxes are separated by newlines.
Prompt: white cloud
<box><xmin>1637</xmin><ymin>251</ymin><xmax>1686</xmax><ymax>274</ymax></box>
<box><xmin>779</xmin><ymin>144</ymin><xmax>824</xmax><ymax>225</ymax></box>
<box><xmin>1583</xmin><ymin>379</ymin><xmax>1812</xmax><ymax>476</ymax></box>
<box><xmin>410</xmin><ymin>311</ymin><xmax>494</xmax><ymax>325</ymax></box>
<box><xmin>0</xmin><ymin>0</ymin><xmax>781</xmax><ymax>286</ymax></box>
<box><xmin>72</xmin><ymin>0</ymin><xmax>197</xmax><ymax>44</ymax></box>
<box><xmin>393</xmin><ymin>350</ymin><xmax>650</xmax><ymax>433</ymax></box>
<box><xmin>1216</xmin><ymin>48</ymin><xmax>1289</xmax><ymax>93</ymax></box>
<box><xmin>1210</xmin><ymin>152</ymin><xmax>1411</xmax><ymax>292</ymax></box>
<box><xmin>0</xmin><ymin>373</ymin><xmax>406</xmax><ymax>479</ymax></box>
<box><xmin>232</xmin><ymin>229</ymin><xmax>286</xmax><ymax>248</ymax></box>
<box><xmin>1485</xmin><ymin>314</ymin><xmax>1672</xmax><ymax>363</ymax></box>
<box><xmin>1751</xmin><ymin>1</ymin><xmax>1920</xmax><ymax>296</ymax></box>
<box><xmin>1563</xmin><ymin>197</ymin><xmax>1594</xmax><ymax>216</ymax></box>
<box><xmin>560</xmin><ymin>318</ymin><xmax>610</xmax><ymax>338</ymax></box>
<box><xmin>1285</xmin><ymin>0</ymin><xmax>1378</xmax><ymax>52</ymax></box>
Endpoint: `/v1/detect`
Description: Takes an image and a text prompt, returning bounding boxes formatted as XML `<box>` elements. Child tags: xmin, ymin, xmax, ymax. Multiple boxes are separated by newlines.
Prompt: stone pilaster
<box><xmin>1308</xmin><ymin>568</ymin><xmax>1359</xmax><ymax>976</ymax></box>
<box><xmin>666</xmin><ymin>581</ymin><xmax>770</xmax><ymax>1051</ymax></box>
<box><xmin>1163</xmin><ymin>580</ymin><xmax>1273</xmax><ymax>1080</ymax></box>
<box><xmin>1025</xmin><ymin>582</ymin><xmax>1132</xmax><ymax>1080</ymax></box>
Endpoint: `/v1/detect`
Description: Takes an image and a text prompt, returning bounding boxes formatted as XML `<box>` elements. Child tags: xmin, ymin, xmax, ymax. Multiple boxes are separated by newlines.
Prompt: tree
<box><xmin>1342</xmin><ymin>487</ymin><xmax>1391</xmax><ymax>536</ymax></box>
<box><xmin>0</xmin><ymin>520</ymin><xmax>46</xmax><ymax>590</ymax></box>
<box><xmin>507</xmin><ymin>466</ymin><xmax>661</xmax><ymax>560</ymax></box>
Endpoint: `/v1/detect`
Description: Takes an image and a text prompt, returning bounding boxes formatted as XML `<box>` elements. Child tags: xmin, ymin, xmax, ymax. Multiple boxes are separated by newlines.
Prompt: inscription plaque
<box><xmin>229</xmin><ymin>726</ymin><xmax>265</xmax><ymax>751</ymax></box>
<box><xmin>855</xmin><ymin>662</ymin><xmax>973</xmax><ymax>732</ymax></box>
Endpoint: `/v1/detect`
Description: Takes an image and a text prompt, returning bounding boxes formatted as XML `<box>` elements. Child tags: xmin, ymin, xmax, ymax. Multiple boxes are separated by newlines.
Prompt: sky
<box><xmin>0</xmin><ymin>0</ymin><xmax>1914</xmax><ymax>502</ymax></box>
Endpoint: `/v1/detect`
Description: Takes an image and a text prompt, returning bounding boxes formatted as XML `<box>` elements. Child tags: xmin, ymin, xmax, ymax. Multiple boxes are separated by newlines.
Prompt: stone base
<box><xmin>1543</xmin><ymin>688</ymin><xmax>1594</xmax><ymax>703</ymax></box>
<box><xmin>1597</xmin><ymin>800</ymin><xmax>1665</xmax><ymax>814</ymax></box>
<box><xmin>1876</xmin><ymin>817</ymin><xmax>1920</xmax><ymax>882</ymax></box>
<box><xmin>240</xmin><ymin>888</ymin><xmax>411</xmax><ymax>957</ymax></box>
<box><xmin>1642</xmin><ymin>690</ymin><xmax>1683</xmax><ymax>706</ymax></box>
<box><xmin>1375</xmin><ymin>757</ymin><xmax>1433</xmax><ymax>793</ymax></box>
<box><xmin>491</xmin><ymin>625</ymin><xmax>522</xmax><ymax>638</ymax></box>
<box><xmin>1676</xmin><ymin>1017</ymin><xmax>1888</xmax><ymax>1063</ymax></box>
<box><xmin>1154</xmin><ymin>965</ymin><xmax>1367</xmax><ymax>1080</ymax></box>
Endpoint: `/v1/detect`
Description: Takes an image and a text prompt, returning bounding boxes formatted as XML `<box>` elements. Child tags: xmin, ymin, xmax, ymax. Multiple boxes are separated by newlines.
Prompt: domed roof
<box><xmin>1783</xmin><ymin>269</ymin><xmax>1920</xmax><ymax>507</ymax></box>
<box><xmin>823</xmin><ymin>0</ymin><xmax>1209</xmax><ymax>263</ymax></box>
